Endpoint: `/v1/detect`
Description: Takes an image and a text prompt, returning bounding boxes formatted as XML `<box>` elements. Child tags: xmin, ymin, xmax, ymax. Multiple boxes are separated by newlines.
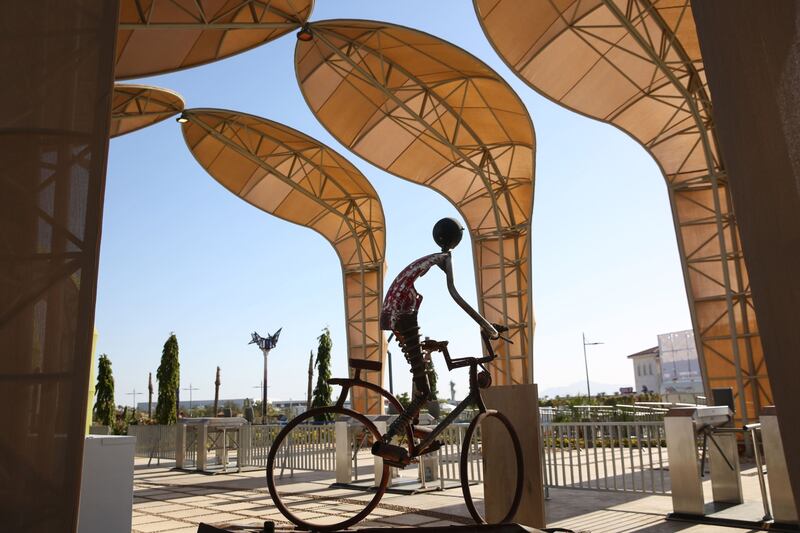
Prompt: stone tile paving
<box><xmin>132</xmin><ymin>458</ymin><xmax>763</xmax><ymax>532</ymax></box>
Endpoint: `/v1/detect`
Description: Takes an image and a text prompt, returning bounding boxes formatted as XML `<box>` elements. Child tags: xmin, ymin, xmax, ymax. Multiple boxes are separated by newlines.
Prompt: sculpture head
<box><xmin>432</xmin><ymin>217</ymin><xmax>464</xmax><ymax>252</ymax></box>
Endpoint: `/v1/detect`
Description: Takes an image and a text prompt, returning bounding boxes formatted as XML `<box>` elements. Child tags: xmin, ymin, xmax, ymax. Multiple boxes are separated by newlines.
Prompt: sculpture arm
<box><xmin>444</xmin><ymin>255</ymin><xmax>499</xmax><ymax>339</ymax></box>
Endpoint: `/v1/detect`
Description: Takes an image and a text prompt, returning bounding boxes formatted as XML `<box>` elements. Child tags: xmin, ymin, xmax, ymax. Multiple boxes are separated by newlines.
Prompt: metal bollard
<box><xmin>761</xmin><ymin>407</ymin><xmax>799</xmax><ymax>524</ymax></box>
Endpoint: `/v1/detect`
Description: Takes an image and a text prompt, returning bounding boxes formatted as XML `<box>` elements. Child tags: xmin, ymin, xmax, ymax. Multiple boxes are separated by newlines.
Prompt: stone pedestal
<box><xmin>482</xmin><ymin>384</ymin><xmax>545</xmax><ymax>528</ymax></box>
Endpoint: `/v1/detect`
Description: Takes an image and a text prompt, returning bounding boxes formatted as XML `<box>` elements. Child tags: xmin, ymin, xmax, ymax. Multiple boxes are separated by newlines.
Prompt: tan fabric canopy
<box><xmin>295</xmin><ymin>20</ymin><xmax>536</xmax><ymax>387</ymax></box>
<box><xmin>475</xmin><ymin>0</ymin><xmax>768</xmax><ymax>421</ymax></box>
<box><xmin>116</xmin><ymin>0</ymin><xmax>313</xmax><ymax>79</ymax></box>
<box><xmin>181</xmin><ymin>109</ymin><xmax>386</xmax><ymax>413</ymax></box>
<box><xmin>110</xmin><ymin>84</ymin><xmax>185</xmax><ymax>137</ymax></box>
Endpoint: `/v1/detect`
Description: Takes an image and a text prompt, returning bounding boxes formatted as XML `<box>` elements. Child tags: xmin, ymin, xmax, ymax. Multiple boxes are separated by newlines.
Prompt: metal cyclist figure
<box><xmin>371</xmin><ymin>217</ymin><xmax>500</xmax><ymax>467</ymax></box>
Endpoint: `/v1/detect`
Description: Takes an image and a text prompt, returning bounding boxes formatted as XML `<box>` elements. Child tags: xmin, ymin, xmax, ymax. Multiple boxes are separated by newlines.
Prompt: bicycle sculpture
<box><xmin>267</xmin><ymin>218</ymin><xmax>523</xmax><ymax>531</ymax></box>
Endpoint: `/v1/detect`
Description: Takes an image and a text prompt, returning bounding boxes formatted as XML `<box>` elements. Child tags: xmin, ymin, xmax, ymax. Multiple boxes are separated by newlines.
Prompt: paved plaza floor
<box><xmin>132</xmin><ymin>458</ymin><xmax>769</xmax><ymax>532</ymax></box>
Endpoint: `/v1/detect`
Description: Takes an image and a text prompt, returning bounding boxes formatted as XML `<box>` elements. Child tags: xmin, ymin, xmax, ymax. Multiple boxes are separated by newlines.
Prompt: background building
<box><xmin>627</xmin><ymin>346</ymin><xmax>661</xmax><ymax>394</ymax></box>
<box><xmin>627</xmin><ymin>329</ymin><xmax>704</xmax><ymax>403</ymax></box>
<box><xmin>658</xmin><ymin>330</ymin><xmax>704</xmax><ymax>403</ymax></box>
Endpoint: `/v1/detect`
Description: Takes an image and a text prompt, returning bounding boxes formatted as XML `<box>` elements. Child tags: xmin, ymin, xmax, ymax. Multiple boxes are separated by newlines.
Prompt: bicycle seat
<box><xmin>348</xmin><ymin>358</ymin><xmax>382</xmax><ymax>372</ymax></box>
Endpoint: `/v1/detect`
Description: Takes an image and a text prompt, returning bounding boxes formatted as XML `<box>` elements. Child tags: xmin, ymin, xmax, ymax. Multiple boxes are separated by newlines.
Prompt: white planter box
<box><xmin>77</xmin><ymin>435</ymin><xmax>136</xmax><ymax>533</ymax></box>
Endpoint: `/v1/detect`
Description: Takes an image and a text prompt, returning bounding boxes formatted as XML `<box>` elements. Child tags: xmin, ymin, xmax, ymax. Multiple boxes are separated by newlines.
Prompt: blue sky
<box><xmin>98</xmin><ymin>0</ymin><xmax>691</xmax><ymax>407</ymax></box>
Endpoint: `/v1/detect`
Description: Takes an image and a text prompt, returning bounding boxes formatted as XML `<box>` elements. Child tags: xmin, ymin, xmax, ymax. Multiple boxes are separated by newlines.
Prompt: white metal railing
<box><xmin>130</xmin><ymin>418</ymin><xmax>668</xmax><ymax>495</ymax></box>
<box><xmin>541</xmin><ymin>420</ymin><xmax>669</xmax><ymax>494</ymax></box>
<box><xmin>253</xmin><ymin>423</ymin><xmax>336</xmax><ymax>473</ymax></box>
<box><xmin>435</xmin><ymin>423</ymin><xmax>482</xmax><ymax>485</ymax></box>
<box><xmin>540</xmin><ymin>404</ymin><xmax>670</xmax><ymax>423</ymax></box>
<box><xmin>128</xmin><ymin>425</ymin><xmax>176</xmax><ymax>463</ymax></box>
<box><xmin>241</xmin><ymin>424</ymin><xmax>282</xmax><ymax>467</ymax></box>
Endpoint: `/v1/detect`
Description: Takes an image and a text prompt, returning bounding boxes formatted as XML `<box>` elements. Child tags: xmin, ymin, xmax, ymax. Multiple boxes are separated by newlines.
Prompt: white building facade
<box><xmin>627</xmin><ymin>329</ymin><xmax>705</xmax><ymax>402</ymax></box>
<box><xmin>627</xmin><ymin>346</ymin><xmax>661</xmax><ymax>394</ymax></box>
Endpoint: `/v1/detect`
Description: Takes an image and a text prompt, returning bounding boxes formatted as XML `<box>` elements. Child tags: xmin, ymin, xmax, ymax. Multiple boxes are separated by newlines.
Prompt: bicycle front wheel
<box><xmin>460</xmin><ymin>410</ymin><xmax>523</xmax><ymax>524</ymax></box>
<box><xmin>266</xmin><ymin>406</ymin><xmax>389</xmax><ymax>531</ymax></box>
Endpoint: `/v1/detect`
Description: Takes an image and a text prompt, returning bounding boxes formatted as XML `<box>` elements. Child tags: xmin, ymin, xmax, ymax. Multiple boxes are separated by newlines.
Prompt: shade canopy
<box><xmin>116</xmin><ymin>0</ymin><xmax>313</xmax><ymax>79</ymax></box>
<box><xmin>295</xmin><ymin>20</ymin><xmax>536</xmax><ymax>386</ymax></box>
<box><xmin>475</xmin><ymin>0</ymin><xmax>767</xmax><ymax>421</ymax></box>
<box><xmin>110</xmin><ymin>84</ymin><xmax>185</xmax><ymax>137</ymax></box>
<box><xmin>181</xmin><ymin>109</ymin><xmax>386</xmax><ymax>413</ymax></box>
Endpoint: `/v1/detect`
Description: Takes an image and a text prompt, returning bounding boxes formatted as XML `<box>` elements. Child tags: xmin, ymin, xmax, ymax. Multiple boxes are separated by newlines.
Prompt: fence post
<box><xmin>373</xmin><ymin>420</ymin><xmax>387</xmax><ymax>487</ymax></box>
<box><xmin>197</xmin><ymin>424</ymin><xmax>208</xmax><ymax>471</ymax></box>
<box><xmin>175</xmin><ymin>423</ymin><xmax>186</xmax><ymax>469</ymax></box>
<box><xmin>335</xmin><ymin>421</ymin><xmax>351</xmax><ymax>484</ymax></box>
<box><xmin>240</xmin><ymin>425</ymin><xmax>251</xmax><ymax>467</ymax></box>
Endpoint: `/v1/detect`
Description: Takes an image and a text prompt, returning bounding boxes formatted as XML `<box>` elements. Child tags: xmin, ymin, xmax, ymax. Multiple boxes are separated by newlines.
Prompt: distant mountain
<box><xmin>540</xmin><ymin>381</ymin><xmax>629</xmax><ymax>398</ymax></box>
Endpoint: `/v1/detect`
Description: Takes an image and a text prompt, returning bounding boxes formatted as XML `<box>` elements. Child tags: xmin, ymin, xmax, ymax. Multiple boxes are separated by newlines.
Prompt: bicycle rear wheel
<box><xmin>266</xmin><ymin>406</ymin><xmax>389</xmax><ymax>531</ymax></box>
<box><xmin>460</xmin><ymin>410</ymin><xmax>523</xmax><ymax>523</ymax></box>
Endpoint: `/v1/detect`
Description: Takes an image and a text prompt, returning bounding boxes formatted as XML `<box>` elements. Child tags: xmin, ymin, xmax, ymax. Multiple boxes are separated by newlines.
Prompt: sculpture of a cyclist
<box><xmin>266</xmin><ymin>217</ymin><xmax>522</xmax><ymax>530</ymax></box>
<box><xmin>372</xmin><ymin>216</ymin><xmax>504</xmax><ymax>467</ymax></box>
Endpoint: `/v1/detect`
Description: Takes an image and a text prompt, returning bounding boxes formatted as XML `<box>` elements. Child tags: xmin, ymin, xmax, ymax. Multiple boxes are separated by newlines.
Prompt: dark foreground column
<box><xmin>692</xmin><ymin>0</ymin><xmax>800</xmax><ymax>513</ymax></box>
<box><xmin>0</xmin><ymin>2</ymin><xmax>117</xmax><ymax>531</ymax></box>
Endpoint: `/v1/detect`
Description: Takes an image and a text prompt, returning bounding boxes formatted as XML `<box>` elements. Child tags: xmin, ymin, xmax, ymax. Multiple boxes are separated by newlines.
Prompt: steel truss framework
<box><xmin>115</xmin><ymin>0</ymin><xmax>314</xmax><ymax>79</ymax></box>
<box><xmin>181</xmin><ymin>109</ymin><xmax>387</xmax><ymax>414</ymax></box>
<box><xmin>295</xmin><ymin>20</ymin><xmax>536</xmax><ymax>387</ymax></box>
<box><xmin>475</xmin><ymin>0</ymin><xmax>769</xmax><ymax>422</ymax></box>
<box><xmin>111</xmin><ymin>84</ymin><xmax>185</xmax><ymax>138</ymax></box>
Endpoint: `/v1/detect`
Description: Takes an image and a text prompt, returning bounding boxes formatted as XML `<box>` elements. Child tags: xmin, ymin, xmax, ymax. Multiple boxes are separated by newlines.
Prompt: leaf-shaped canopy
<box><xmin>474</xmin><ymin>0</ymin><xmax>767</xmax><ymax>420</ymax></box>
<box><xmin>295</xmin><ymin>20</ymin><xmax>534</xmax><ymax>235</ymax></box>
<box><xmin>181</xmin><ymin>108</ymin><xmax>386</xmax><ymax>412</ymax></box>
<box><xmin>295</xmin><ymin>20</ymin><xmax>536</xmax><ymax>385</ymax></box>
<box><xmin>116</xmin><ymin>0</ymin><xmax>314</xmax><ymax>79</ymax></box>
<box><xmin>110</xmin><ymin>84</ymin><xmax>185</xmax><ymax>137</ymax></box>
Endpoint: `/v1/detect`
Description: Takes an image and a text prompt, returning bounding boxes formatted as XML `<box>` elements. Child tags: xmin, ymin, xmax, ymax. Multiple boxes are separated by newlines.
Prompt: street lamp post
<box><xmin>249</xmin><ymin>328</ymin><xmax>282</xmax><ymax>424</ymax></box>
<box><xmin>253</xmin><ymin>383</ymin><xmax>269</xmax><ymax>420</ymax></box>
<box><xmin>182</xmin><ymin>383</ymin><xmax>199</xmax><ymax>417</ymax></box>
<box><xmin>126</xmin><ymin>388</ymin><xmax>141</xmax><ymax>413</ymax></box>
<box><xmin>582</xmin><ymin>332</ymin><xmax>604</xmax><ymax>399</ymax></box>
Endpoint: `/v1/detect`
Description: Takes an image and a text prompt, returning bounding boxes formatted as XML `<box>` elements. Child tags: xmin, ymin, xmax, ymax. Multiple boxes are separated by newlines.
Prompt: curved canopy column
<box><xmin>475</xmin><ymin>0</ymin><xmax>768</xmax><ymax>422</ymax></box>
<box><xmin>295</xmin><ymin>20</ymin><xmax>536</xmax><ymax>386</ymax></box>
<box><xmin>181</xmin><ymin>109</ymin><xmax>386</xmax><ymax>413</ymax></box>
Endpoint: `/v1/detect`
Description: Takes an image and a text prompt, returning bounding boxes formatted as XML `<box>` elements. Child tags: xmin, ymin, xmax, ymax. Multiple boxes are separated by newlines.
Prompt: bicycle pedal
<box><xmin>383</xmin><ymin>458</ymin><xmax>411</xmax><ymax>469</ymax></box>
<box><xmin>371</xmin><ymin>441</ymin><xmax>411</xmax><ymax>467</ymax></box>
<box><xmin>419</xmin><ymin>440</ymin><xmax>443</xmax><ymax>455</ymax></box>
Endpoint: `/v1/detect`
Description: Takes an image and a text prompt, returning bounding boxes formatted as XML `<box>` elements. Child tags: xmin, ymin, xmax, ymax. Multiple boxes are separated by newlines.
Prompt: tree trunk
<box><xmin>307</xmin><ymin>350</ymin><xmax>314</xmax><ymax>410</ymax></box>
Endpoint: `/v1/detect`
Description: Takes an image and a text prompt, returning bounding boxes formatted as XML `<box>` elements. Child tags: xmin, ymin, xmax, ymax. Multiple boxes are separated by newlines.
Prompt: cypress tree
<box><xmin>94</xmin><ymin>354</ymin><xmax>115</xmax><ymax>426</ymax></box>
<box><xmin>311</xmin><ymin>328</ymin><xmax>333</xmax><ymax>421</ymax></box>
<box><xmin>156</xmin><ymin>333</ymin><xmax>180</xmax><ymax>424</ymax></box>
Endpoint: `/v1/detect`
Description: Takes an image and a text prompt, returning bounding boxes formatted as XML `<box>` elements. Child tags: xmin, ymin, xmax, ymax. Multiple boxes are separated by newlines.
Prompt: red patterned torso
<box><xmin>380</xmin><ymin>252</ymin><xmax>449</xmax><ymax>330</ymax></box>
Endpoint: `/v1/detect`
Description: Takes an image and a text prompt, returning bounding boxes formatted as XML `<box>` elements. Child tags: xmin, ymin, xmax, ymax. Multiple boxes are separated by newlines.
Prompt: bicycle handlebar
<box><xmin>421</xmin><ymin>327</ymin><xmax>509</xmax><ymax>370</ymax></box>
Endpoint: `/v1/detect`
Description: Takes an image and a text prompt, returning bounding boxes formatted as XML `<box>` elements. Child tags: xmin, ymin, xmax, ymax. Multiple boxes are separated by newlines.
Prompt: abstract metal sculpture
<box><xmin>474</xmin><ymin>0</ymin><xmax>768</xmax><ymax>422</ymax></box>
<box><xmin>249</xmin><ymin>328</ymin><xmax>281</xmax><ymax>423</ymax></box>
<box><xmin>181</xmin><ymin>109</ymin><xmax>387</xmax><ymax>413</ymax></box>
<box><xmin>294</xmin><ymin>20</ymin><xmax>535</xmax><ymax>387</ymax></box>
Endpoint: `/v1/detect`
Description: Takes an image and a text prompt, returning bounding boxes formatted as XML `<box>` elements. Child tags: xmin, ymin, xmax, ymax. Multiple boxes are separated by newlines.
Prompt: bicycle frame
<box><xmin>327</xmin><ymin>331</ymin><xmax>500</xmax><ymax>460</ymax></box>
<box><xmin>266</xmin><ymin>329</ymin><xmax>523</xmax><ymax>530</ymax></box>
